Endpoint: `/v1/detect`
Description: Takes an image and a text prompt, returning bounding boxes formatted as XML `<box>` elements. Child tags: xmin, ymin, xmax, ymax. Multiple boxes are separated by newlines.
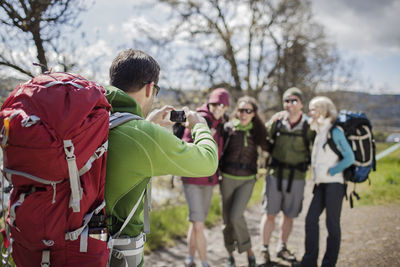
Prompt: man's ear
<box><xmin>144</xmin><ymin>83</ymin><xmax>152</xmax><ymax>98</ymax></box>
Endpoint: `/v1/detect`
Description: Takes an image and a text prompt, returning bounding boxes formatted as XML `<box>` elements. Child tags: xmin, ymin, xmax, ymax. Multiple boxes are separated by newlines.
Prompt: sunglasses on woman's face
<box><xmin>238</xmin><ymin>108</ymin><xmax>254</xmax><ymax>114</ymax></box>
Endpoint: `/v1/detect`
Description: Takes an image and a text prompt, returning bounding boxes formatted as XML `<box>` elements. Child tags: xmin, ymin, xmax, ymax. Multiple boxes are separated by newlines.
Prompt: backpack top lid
<box><xmin>336</xmin><ymin>110</ymin><xmax>372</xmax><ymax>134</ymax></box>
<box><xmin>0</xmin><ymin>72</ymin><xmax>111</xmax><ymax>182</ymax></box>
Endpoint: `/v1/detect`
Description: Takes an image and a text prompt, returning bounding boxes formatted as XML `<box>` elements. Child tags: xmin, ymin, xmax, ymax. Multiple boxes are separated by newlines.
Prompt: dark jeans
<box><xmin>301</xmin><ymin>183</ymin><xmax>345</xmax><ymax>267</ymax></box>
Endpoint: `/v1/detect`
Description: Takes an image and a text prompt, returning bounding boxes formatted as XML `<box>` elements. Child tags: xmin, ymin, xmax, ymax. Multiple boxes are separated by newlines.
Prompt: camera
<box><xmin>170</xmin><ymin>110</ymin><xmax>186</xmax><ymax>123</ymax></box>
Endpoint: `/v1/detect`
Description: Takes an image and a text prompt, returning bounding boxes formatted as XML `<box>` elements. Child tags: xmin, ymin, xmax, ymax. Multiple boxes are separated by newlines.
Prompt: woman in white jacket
<box><xmin>296</xmin><ymin>96</ymin><xmax>354</xmax><ymax>267</ymax></box>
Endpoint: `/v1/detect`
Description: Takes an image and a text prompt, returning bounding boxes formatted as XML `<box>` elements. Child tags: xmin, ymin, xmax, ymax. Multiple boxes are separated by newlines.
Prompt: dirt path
<box><xmin>144</xmin><ymin>180</ymin><xmax>400</xmax><ymax>267</ymax></box>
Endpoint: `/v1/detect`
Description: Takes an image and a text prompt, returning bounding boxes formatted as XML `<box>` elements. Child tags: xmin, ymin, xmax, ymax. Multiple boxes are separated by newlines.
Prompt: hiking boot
<box><xmin>184</xmin><ymin>261</ymin><xmax>196</xmax><ymax>267</ymax></box>
<box><xmin>277</xmin><ymin>244</ymin><xmax>296</xmax><ymax>262</ymax></box>
<box><xmin>225</xmin><ymin>256</ymin><xmax>235</xmax><ymax>267</ymax></box>
<box><xmin>184</xmin><ymin>257</ymin><xmax>196</xmax><ymax>267</ymax></box>
<box><xmin>291</xmin><ymin>261</ymin><xmax>304</xmax><ymax>267</ymax></box>
<box><xmin>261</xmin><ymin>246</ymin><xmax>271</xmax><ymax>264</ymax></box>
<box><xmin>248</xmin><ymin>255</ymin><xmax>257</xmax><ymax>267</ymax></box>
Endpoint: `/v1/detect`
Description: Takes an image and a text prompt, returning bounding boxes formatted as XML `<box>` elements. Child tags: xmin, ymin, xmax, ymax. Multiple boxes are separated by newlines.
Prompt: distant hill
<box><xmin>0</xmin><ymin>77</ymin><xmax>22</xmax><ymax>99</ymax></box>
<box><xmin>0</xmin><ymin>77</ymin><xmax>398</xmax><ymax>132</ymax></box>
<box><xmin>323</xmin><ymin>91</ymin><xmax>400</xmax><ymax>132</ymax></box>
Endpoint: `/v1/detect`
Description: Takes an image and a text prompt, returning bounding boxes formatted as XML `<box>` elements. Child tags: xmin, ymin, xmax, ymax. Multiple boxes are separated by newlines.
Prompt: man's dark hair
<box><xmin>109</xmin><ymin>49</ymin><xmax>160</xmax><ymax>92</ymax></box>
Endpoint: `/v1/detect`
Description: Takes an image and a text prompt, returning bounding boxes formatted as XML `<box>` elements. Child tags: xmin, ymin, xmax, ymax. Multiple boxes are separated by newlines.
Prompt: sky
<box><xmin>311</xmin><ymin>0</ymin><xmax>400</xmax><ymax>94</ymax></box>
<box><xmin>5</xmin><ymin>0</ymin><xmax>397</xmax><ymax>95</ymax></box>
<box><xmin>73</xmin><ymin>0</ymin><xmax>400</xmax><ymax>94</ymax></box>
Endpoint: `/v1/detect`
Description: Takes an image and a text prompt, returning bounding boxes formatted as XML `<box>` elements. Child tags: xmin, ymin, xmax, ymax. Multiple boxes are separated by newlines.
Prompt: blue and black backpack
<box><xmin>326</xmin><ymin>110</ymin><xmax>376</xmax><ymax>207</ymax></box>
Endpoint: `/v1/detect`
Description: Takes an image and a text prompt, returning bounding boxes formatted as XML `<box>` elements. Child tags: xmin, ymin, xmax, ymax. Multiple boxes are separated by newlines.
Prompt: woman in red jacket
<box><xmin>181</xmin><ymin>88</ymin><xmax>230</xmax><ymax>267</ymax></box>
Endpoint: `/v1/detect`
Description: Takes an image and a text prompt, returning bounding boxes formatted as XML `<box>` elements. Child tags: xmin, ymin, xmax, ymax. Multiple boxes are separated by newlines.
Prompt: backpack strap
<box><xmin>143</xmin><ymin>180</ymin><xmax>151</xmax><ymax>234</ymax></box>
<box><xmin>270</xmin><ymin>158</ymin><xmax>309</xmax><ymax>193</ymax></box>
<box><xmin>41</xmin><ymin>250</ymin><xmax>50</xmax><ymax>267</ymax></box>
<box><xmin>111</xmin><ymin>189</ymin><xmax>146</xmax><ymax>241</ymax></box>
<box><xmin>301</xmin><ymin>120</ymin><xmax>311</xmax><ymax>163</ymax></box>
<box><xmin>109</xmin><ymin>112</ymin><xmax>142</xmax><ymax>129</ymax></box>
<box><xmin>108</xmin><ymin>111</ymin><xmax>147</xmax><ymax>236</ymax></box>
<box><xmin>268</xmin><ymin>119</ymin><xmax>283</xmax><ymax>152</ymax></box>
<box><xmin>107</xmin><ymin>111</ymin><xmax>150</xmax><ymax>264</ymax></box>
<box><xmin>326</xmin><ymin>124</ymin><xmax>341</xmax><ymax>157</ymax></box>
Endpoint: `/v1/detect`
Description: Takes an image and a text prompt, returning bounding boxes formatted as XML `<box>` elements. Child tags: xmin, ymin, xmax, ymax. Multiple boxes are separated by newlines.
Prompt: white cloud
<box><xmin>312</xmin><ymin>0</ymin><xmax>400</xmax><ymax>55</ymax></box>
<box><xmin>72</xmin><ymin>39</ymin><xmax>114</xmax><ymax>83</ymax></box>
<box><xmin>311</xmin><ymin>0</ymin><xmax>400</xmax><ymax>93</ymax></box>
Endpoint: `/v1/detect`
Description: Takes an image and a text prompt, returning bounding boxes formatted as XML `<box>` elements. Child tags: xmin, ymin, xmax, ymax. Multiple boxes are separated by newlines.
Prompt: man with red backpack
<box><xmin>0</xmin><ymin>48</ymin><xmax>218</xmax><ymax>267</ymax></box>
<box><xmin>104</xmin><ymin>49</ymin><xmax>219</xmax><ymax>267</ymax></box>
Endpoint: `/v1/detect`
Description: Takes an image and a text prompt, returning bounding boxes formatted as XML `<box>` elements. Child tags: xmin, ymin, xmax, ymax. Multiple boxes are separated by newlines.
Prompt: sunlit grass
<box><xmin>356</xmin><ymin>142</ymin><xmax>400</xmax><ymax>206</ymax></box>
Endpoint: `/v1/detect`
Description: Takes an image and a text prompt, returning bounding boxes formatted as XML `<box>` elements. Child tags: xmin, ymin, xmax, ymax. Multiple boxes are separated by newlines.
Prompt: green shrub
<box><xmin>145</xmin><ymin>204</ymin><xmax>189</xmax><ymax>252</ymax></box>
<box><xmin>373</xmin><ymin>131</ymin><xmax>390</xmax><ymax>142</ymax></box>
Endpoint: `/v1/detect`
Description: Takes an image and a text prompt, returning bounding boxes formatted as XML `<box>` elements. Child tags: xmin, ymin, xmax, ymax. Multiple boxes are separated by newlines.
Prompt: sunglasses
<box><xmin>284</xmin><ymin>99</ymin><xmax>298</xmax><ymax>105</ymax></box>
<box><xmin>238</xmin><ymin>108</ymin><xmax>254</xmax><ymax>114</ymax></box>
<box><xmin>209</xmin><ymin>103</ymin><xmax>225</xmax><ymax>108</ymax></box>
<box><xmin>143</xmin><ymin>81</ymin><xmax>161</xmax><ymax>96</ymax></box>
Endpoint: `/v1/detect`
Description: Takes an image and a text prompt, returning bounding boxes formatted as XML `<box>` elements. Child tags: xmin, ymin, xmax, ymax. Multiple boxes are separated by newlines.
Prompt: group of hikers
<box><xmin>178</xmin><ymin>84</ymin><xmax>354</xmax><ymax>267</ymax></box>
<box><xmin>0</xmin><ymin>48</ymin><xmax>356</xmax><ymax>267</ymax></box>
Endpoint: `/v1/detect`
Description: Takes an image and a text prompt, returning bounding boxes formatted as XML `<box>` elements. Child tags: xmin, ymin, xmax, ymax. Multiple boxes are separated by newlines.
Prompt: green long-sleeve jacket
<box><xmin>104</xmin><ymin>86</ymin><xmax>218</xmax><ymax>238</ymax></box>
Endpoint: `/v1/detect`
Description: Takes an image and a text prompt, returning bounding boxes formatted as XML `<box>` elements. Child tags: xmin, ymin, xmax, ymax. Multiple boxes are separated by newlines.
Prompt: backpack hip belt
<box><xmin>109</xmin><ymin>233</ymin><xmax>146</xmax><ymax>267</ymax></box>
<box><xmin>270</xmin><ymin>158</ymin><xmax>309</xmax><ymax>193</ymax></box>
<box><xmin>110</xmin><ymin>233</ymin><xmax>146</xmax><ymax>259</ymax></box>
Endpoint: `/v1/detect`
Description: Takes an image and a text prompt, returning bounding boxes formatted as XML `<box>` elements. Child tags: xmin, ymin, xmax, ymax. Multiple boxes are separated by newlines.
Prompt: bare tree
<box><xmin>0</xmin><ymin>0</ymin><xmax>89</xmax><ymax>77</ymax></box>
<box><xmin>134</xmin><ymin>0</ymin><xmax>349</xmax><ymax>111</ymax></box>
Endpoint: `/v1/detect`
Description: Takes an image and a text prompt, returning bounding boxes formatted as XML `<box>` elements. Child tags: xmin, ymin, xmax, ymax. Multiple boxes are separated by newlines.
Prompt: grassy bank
<box><xmin>356</xmin><ymin>142</ymin><xmax>400</xmax><ymax>206</ymax></box>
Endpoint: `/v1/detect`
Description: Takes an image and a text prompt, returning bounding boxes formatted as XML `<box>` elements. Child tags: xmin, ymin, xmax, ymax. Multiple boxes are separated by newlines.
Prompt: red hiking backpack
<box><xmin>0</xmin><ymin>72</ymin><xmax>111</xmax><ymax>266</ymax></box>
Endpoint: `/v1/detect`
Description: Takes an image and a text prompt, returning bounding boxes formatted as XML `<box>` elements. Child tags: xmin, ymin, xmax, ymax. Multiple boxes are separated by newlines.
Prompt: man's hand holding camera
<box><xmin>146</xmin><ymin>105</ymin><xmax>175</xmax><ymax>127</ymax></box>
<box><xmin>147</xmin><ymin>106</ymin><xmax>206</xmax><ymax>129</ymax></box>
<box><xmin>182</xmin><ymin>107</ymin><xmax>207</xmax><ymax>129</ymax></box>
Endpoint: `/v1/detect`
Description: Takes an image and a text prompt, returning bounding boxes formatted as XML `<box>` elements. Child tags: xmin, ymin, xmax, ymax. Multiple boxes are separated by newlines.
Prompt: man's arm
<box><xmin>116</xmin><ymin>114</ymin><xmax>217</xmax><ymax>178</ymax></box>
<box><xmin>150</xmin><ymin>122</ymin><xmax>218</xmax><ymax>177</ymax></box>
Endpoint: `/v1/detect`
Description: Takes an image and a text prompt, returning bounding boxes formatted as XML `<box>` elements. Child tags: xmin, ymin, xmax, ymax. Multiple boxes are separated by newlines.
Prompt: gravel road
<box><xmin>144</xmin><ymin>179</ymin><xmax>400</xmax><ymax>267</ymax></box>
